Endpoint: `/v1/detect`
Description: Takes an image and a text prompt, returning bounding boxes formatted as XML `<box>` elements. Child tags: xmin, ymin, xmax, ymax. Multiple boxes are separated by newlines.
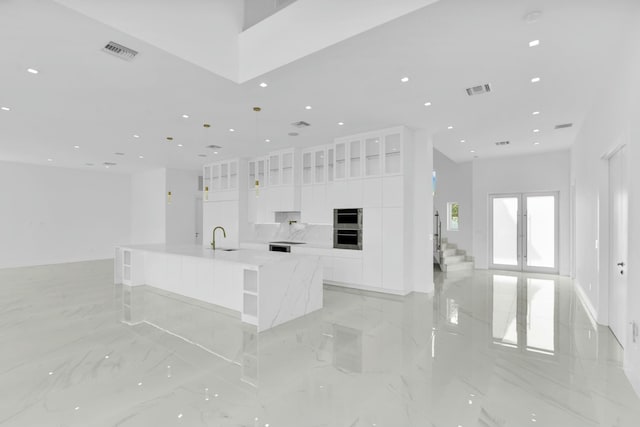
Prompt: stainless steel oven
<box><xmin>334</xmin><ymin>229</ymin><xmax>362</xmax><ymax>250</ymax></box>
<box><xmin>333</xmin><ymin>208</ymin><xmax>363</xmax><ymax>229</ymax></box>
<box><xmin>333</xmin><ymin>208</ymin><xmax>363</xmax><ymax>250</ymax></box>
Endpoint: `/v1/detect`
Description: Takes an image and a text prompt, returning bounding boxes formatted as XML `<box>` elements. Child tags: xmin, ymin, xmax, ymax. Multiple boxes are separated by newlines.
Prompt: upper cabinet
<box><xmin>333</xmin><ymin>127</ymin><xmax>405</xmax><ymax>180</ymax></box>
<box><xmin>302</xmin><ymin>146</ymin><xmax>329</xmax><ymax>185</ymax></box>
<box><xmin>203</xmin><ymin>159</ymin><xmax>240</xmax><ymax>201</ymax></box>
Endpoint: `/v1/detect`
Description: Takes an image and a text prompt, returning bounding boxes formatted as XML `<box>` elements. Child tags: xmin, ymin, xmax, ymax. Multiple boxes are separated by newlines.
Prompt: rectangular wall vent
<box><xmin>495</xmin><ymin>141</ymin><xmax>510</xmax><ymax>146</ymax></box>
<box><xmin>554</xmin><ymin>123</ymin><xmax>573</xmax><ymax>129</ymax></box>
<box><xmin>102</xmin><ymin>41</ymin><xmax>138</xmax><ymax>61</ymax></box>
<box><xmin>466</xmin><ymin>84</ymin><xmax>492</xmax><ymax>96</ymax></box>
<box><xmin>291</xmin><ymin>121</ymin><xmax>311</xmax><ymax>128</ymax></box>
<box><xmin>206</xmin><ymin>144</ymin><xmax>222</xmax><ymax>149</ymax></box>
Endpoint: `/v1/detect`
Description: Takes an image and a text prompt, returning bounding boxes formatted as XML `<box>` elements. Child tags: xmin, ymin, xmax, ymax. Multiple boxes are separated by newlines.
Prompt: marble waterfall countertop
<box><xmin>118</xmin><ymin>244</ymin><xmax>317</xmax><ymax>267</ymax></box>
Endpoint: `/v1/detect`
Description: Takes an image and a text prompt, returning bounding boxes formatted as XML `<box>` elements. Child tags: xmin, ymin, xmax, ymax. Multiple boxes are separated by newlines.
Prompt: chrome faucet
<box><xmin>211</xmin><ymin>226</ymin><xmax>226</xmax><ymax>250</ymax></box>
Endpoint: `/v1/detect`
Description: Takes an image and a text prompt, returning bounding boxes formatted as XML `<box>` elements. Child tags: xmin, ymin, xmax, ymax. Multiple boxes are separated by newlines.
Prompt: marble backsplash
<box><xmin>248</xmin><ymin>222</ymin><xmax>332</xmax><ymax>245</ymax></box>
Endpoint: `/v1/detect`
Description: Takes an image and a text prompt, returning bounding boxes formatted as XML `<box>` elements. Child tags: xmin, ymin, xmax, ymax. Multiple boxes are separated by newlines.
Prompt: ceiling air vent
<box><xmin>288</xmin><ymin>132</ymin><xmax>299</xmax><ymax>136</ymax></box>
<box><xmin>495</xmin><ymin>141</ymin><xmax>510</xmax><ymax>146</ymax></box>
<box><xmin>114</xmin><ymin>152</ymin><xmax>125</xmax><ymax>156</ymax></box>
<box><xmin>102</xmin><ymin>41</ymin><xmax>138</xmax><ymax>61</ymax></box>
<box><xmin>555</xmin><ymin>123</ymin><xmax>573</xmax><ymax>129</ymax></box>
<box><xmin>291</xmin><ymin>121</ymin><xmax>310</xmax><ymax>128</ymax></box>
<box><xmin>103</xmin><ymin>162</ymin><xmax>117</xmax><ymax>166</ymax></box>
<box><xmin>206</xmin><ymin>145</ymin><xmax>222</xmax><ymax>149</ymax></box>
<box><xmin>465</xmin><ymin>83</ymin><xmax>492</xmax><ymax>96</ymax></box>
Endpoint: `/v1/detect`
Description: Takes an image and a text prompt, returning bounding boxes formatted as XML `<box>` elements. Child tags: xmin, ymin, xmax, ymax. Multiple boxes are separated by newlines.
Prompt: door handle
<box><xmin>617</xmin><ymin>262</ymin><xmax>625</xmax><ymax>267</ymax></box>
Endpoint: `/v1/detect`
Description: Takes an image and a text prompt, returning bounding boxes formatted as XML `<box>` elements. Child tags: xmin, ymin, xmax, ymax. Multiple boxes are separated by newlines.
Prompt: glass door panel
<box><xmin>365</xmin><ymin>137</ymin><xmax>381</xmax><ymax>176</ymax></box>
<box><xmin>526</xmin><ymin>278</ymin><xmax>556</xmax><ymax>354</ymax></box>
<box><xmin>315</xmin><ymin>150</ymin><xmax>325</xmax><ymax>183</ymax></box>
<box><xmin>349</xmin><ymin>140</ymin><xmax>361</xmax><ymax>178</ymax></box>
<box><xmin>335</xmin><ymin>143</ymin><xmax>346</xmax><ymax>179</ymax></box>
<box><xmin>525</xmin><ymin>195</ymin><xmax>556</xmax><ymax>269</ymax></box>
<box><xmin>491</xmin><ymin>196</ymin><xmax>520</xmax><ymax>268</ymax></box>
<box><xmin>220</xmin><ymin>163</ymin><xmax>229</xmax><ymax>190</ymax></box>
<box><xmin>302</xmin><ymin>152</ymin><xmax>312</xmax><ymax>184</ymax></box>
<box><xmin>269</xmin><ymin>154</ymin><xmax>280</xmax><ymax>186</ymax></box>
<box><xmin>492</xmin><ymin>275</ymin><xmax>519</xmax><ymax>347</ymax></box>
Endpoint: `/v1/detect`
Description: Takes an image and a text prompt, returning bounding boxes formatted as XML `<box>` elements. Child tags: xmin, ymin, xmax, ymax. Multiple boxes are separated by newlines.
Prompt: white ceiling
<box><xmin>0</xmin><ymin>0</ymin><xmax>638</xmax><ymax>173</ymax></box>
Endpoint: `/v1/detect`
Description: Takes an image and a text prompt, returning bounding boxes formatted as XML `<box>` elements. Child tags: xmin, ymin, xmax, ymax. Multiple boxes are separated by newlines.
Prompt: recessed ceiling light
<box><xmin>259</xmin><ymin>82</ymin><xmax>268</xmax><ymax>88</ymax></box>
<box><xmin>531</xmin><ymin>77</ymin><xmax>541</xmax><ymax>83</ymax></box>
<box><xmin>133</xmin><ymin>134</ymin><xmax>140</xmax><ymax>138</ymax></box>
<box><xmin>265</xmin><ymin>139</ymin><xmax>271</xmax><ymax>142</ymax></box>
<box><xmin>460</xmin><ymin>139</ymin><xmax>466</xmax><ymax>143</ymax></box>
<box><xmin>213</xmin><ymin>151</ymin><xmax>219</xmax><ymax>154</ymax></box>
<box><xmin>447</xmin><ymin>126</ymin><xmax>454</xmax><ymax>130</ymax></box>
<box><xmin>400</xmin><ymin>77</ymin><xmax>409</xmax><ymax>83</ymax></box>
<box><xmin>177</xmin><ymin>144</ymin><xmax>183</xmax><ymax>147</ymax></box>
<box><xmin>532</xmin><ymin>111</ymin><xmax>540</xmax><ymax>115</ymax></box>
<box><xmin>229</xmin><ymin>128</ymin><xmax>235</xmax><ymax>132</ymax></box>
<box><xmin>529</xmin><ymin>40</ymin><xmax>540</xmax><ymax>47</ymax></box>
<box><xmin>27</xmin><ymin>68</ymin><xmax>39</xmax><ymax>74</ymax></box>
<box><xmin>1</xmin><ymin>106</ymin><xmax>10</xmax><ymax>111</ymax></box>
<box><xmin>181</xmin><ymin>114</ymin><xmax>189</xmax><ymax>119</ymax></box>
<box><xmin>138</xmin><ymin>155</ymin><xmax>144</xmax><ymax>159</ymax></box>
<box><xmin>338</xmin><ymin>122</ymin><xmax>344</xmax><ymax>126</ymax></box>
<box><xmin>305</xmin><ymin>106</ymin><xmax>312</xmax><ymax>110</ymax></box>
<box><xmin>469</xmin><ymin>150</ymin><xmax>475</xmax><ymax>153</ymax></box>
<box><xmin>533</xmin><ymin>142</ymin><xmax>540</xmax><ymax>145</ymax></box>
<box><xmin>424</xmin><ymin>102</ymin><xmax>432</xmax><ymax>107</ymax></box>
<box><xmin>533</xmin><ymin>129</ymin><xmax>540</xmax><ymax>133</ymax></box>
<box><xmin>47</xmin><ymin>158</ymin><xmax>53</xmax><ymax>162</ymax></box>
<box><xmin>73</xmin><ymin>145</ymin><xmax>80</xmax><ymax>149</ymax></box>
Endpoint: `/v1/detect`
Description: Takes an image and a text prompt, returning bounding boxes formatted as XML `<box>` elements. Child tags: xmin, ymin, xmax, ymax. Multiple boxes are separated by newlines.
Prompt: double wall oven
<box><xmin>333</xmin><ymin>208</ymin><xmax>363</xmax><ymax>250</ymax></box>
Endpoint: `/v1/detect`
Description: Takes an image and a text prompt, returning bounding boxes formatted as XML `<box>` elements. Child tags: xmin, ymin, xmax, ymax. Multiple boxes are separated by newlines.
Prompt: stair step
<box><xmin>443</xmin><ymin>255</ymin><xmax>466</xmax><ymax>264</ymax></box>
<box><xmin>442</xmin><ymin>248</ymin><xmax>465</xmax><ymax>256</ymax></box>
<box><xmin>443</xmin><ymin>261</ymin><xmax>474</xmax><ymax>272</ymax></box>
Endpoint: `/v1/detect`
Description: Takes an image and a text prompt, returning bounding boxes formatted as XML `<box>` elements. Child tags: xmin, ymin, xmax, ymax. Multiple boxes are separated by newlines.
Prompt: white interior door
<box><xmin>490</xmin><ymin>193</ymin><xmax>559</xmax><ymax>273</ymax></box>
<box><xmin>609</xmin><ymin>146</ymin><xmax>628</xmax><ymax>347</ymax></box>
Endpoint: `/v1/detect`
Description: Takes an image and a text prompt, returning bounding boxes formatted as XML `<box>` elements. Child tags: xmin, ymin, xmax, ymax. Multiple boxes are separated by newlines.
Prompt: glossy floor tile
<box><xmin>1</xmin><ymin>261</ymin><xmax>639</xmax><ymax>426</ymax></box>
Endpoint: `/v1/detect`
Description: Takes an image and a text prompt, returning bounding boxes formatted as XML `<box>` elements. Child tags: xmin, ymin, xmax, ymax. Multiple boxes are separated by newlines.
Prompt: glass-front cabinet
<box><xmin>202</xmin><ymin>159</ymin><xmax>239</xmax><ymax>200</ymax></box>
<box><xmin>333</xmin><ymin>127</ymin><xmax>404</xmax><ymax>180</ymax></box>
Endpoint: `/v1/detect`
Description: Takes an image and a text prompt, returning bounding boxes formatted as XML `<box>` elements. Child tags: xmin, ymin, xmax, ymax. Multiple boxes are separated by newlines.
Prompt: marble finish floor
<box><xmin>1</xmin><ymin>260</ymin><xmax>639</xmax><ymax>426</ymax></box>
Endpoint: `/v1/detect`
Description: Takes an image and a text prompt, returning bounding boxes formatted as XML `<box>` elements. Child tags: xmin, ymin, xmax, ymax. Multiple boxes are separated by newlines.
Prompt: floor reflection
<box><xmin>1</xmin><ymin>260</ymin><xmax>639</xmax><ymax>427</ymax></box>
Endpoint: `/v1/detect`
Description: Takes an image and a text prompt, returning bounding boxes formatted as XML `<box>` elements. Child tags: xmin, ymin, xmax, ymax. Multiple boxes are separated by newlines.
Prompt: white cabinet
<box><xmin>333</xmin><ymin>256</ymin><xmax>363</xmax><ymax>285</ymax></box>
<box><xmin>383</xmin><ymin>132</ymin><xmax>402</xmax><ymax>175</ymax></box>
<box><xmin>382</xmin><ymin>207</ymin><xmax>404</xmax><ymax>292</ymax></box>
<box><xmin>248</xmin><ymin>150</ymin><xmax>301</xmax><ymax>222</ymax></box>
<box><xmin>365</xmin><ymin>136</ymin><xmax>382</xmax><ymax>176</ymax></box>
<box><xmin>362</xmin><ymin>208</ymin><xmax>382</xmax><ymax>287</ymax></box>
<box><xmin>335</xmin><ymin>142</ymin><xmax>347</xmax><ymax>180</ymax></box>
<box><xmin>333</xmin><ymin>127</ymin><xmax>404</xmax><ymax>181</ymax></box>
<box><xmin>302</xmin><ymin>147</ymin><xmax>327</xmax><ymax>185</ymax></box>
<box><xmin>349</xmin><ymin>139</ymin><xmax>362</xmax><ymax>178</ymax></box>
<box><xmin>203</xmin><ymin>159</ymin><xmax>239</xmax><ymax>202</ymax></box>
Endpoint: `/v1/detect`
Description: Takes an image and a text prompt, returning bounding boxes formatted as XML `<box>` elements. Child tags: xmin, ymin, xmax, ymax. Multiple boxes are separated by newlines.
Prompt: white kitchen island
<box><xmin>114</xmin><ymin>245</ymin><xmax>323</xmax><ymax>332</ymax></box>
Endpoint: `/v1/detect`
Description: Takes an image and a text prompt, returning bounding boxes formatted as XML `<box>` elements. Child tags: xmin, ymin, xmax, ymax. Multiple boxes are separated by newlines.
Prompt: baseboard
<box><xmin>573</xmin><ymin>282</ymin><xmax>599</xmax><ymax>330</ymax></box>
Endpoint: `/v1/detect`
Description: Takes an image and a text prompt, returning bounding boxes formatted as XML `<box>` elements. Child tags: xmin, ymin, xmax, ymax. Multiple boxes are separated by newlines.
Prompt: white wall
<box><xmin>166</xmin><ymin>169</ymin><xmax>200</xmax><ymax>245</ymax></box>
<box><xmin>411</xmin><ymin>130</ymin><xmax>434</xmax><ymax>293</ymax></box>
<box><xmin>0</xmin><ymin>161</ymin><xmax>131</xmax><ymax>268</ymax></box>
<box><xmin>433</xmin><ymin>149</ymin><xmax>473</xmax><ymax>254</ymax></box>
<box><xmin>570</xmin><ymin>20</ymin><xmax>640</xmax><ymax>395</ymax></box>
<box><xmin>471</xmin><ymin>150</ymin><xmax>571</xmax><ymax>275</ymax></box>
<box><xmin>131</xmin><ymin>169</ymin><xmax>166</xmax><ymax>244</ymax></box>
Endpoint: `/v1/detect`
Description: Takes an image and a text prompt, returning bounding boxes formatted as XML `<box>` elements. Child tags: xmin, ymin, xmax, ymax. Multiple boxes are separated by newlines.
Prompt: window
<box><xmin>447</xmin><ymin>202</ymin><xmax>459</xmax><ymax>231</ymax></box>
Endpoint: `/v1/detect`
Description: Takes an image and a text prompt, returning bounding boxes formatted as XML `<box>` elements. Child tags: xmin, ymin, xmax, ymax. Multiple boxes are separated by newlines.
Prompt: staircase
<box><xmin>437</xmin><ymin>238</ymin><xmax>474</xmax><ymax>272</ymax></box>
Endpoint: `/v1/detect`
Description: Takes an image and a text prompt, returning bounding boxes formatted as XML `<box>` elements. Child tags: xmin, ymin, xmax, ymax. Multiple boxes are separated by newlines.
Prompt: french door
<box><xmin>489</xmin><ymin>192</ymin><xmax>559</xmax><ymax>273</ymax></box>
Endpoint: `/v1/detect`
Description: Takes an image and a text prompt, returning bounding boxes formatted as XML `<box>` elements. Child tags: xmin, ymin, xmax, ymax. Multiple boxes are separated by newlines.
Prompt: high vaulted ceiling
<box><xmin>0</xmin><ymin>0</ymin><xmax>638</xmax><ymax>173</ymax></box>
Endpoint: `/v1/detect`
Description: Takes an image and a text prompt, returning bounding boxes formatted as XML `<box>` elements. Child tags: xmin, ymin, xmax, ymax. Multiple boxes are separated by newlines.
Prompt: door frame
<box><xmin>489</xmin><ymin>192</ymin><xmax>560</xmax><ymax>274</ymax></box>
<box><xmin>604</xmin><ymin>144</ymin><xmax>628</xmax><ymax>348</ymax></box>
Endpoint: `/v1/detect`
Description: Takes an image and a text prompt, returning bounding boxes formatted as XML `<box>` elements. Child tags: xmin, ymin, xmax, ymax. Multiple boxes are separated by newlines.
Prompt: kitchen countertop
<box><xmin>118</xmin><ymin>244</ymin><xmax>318</xmax><ymax>267</ymax></box>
